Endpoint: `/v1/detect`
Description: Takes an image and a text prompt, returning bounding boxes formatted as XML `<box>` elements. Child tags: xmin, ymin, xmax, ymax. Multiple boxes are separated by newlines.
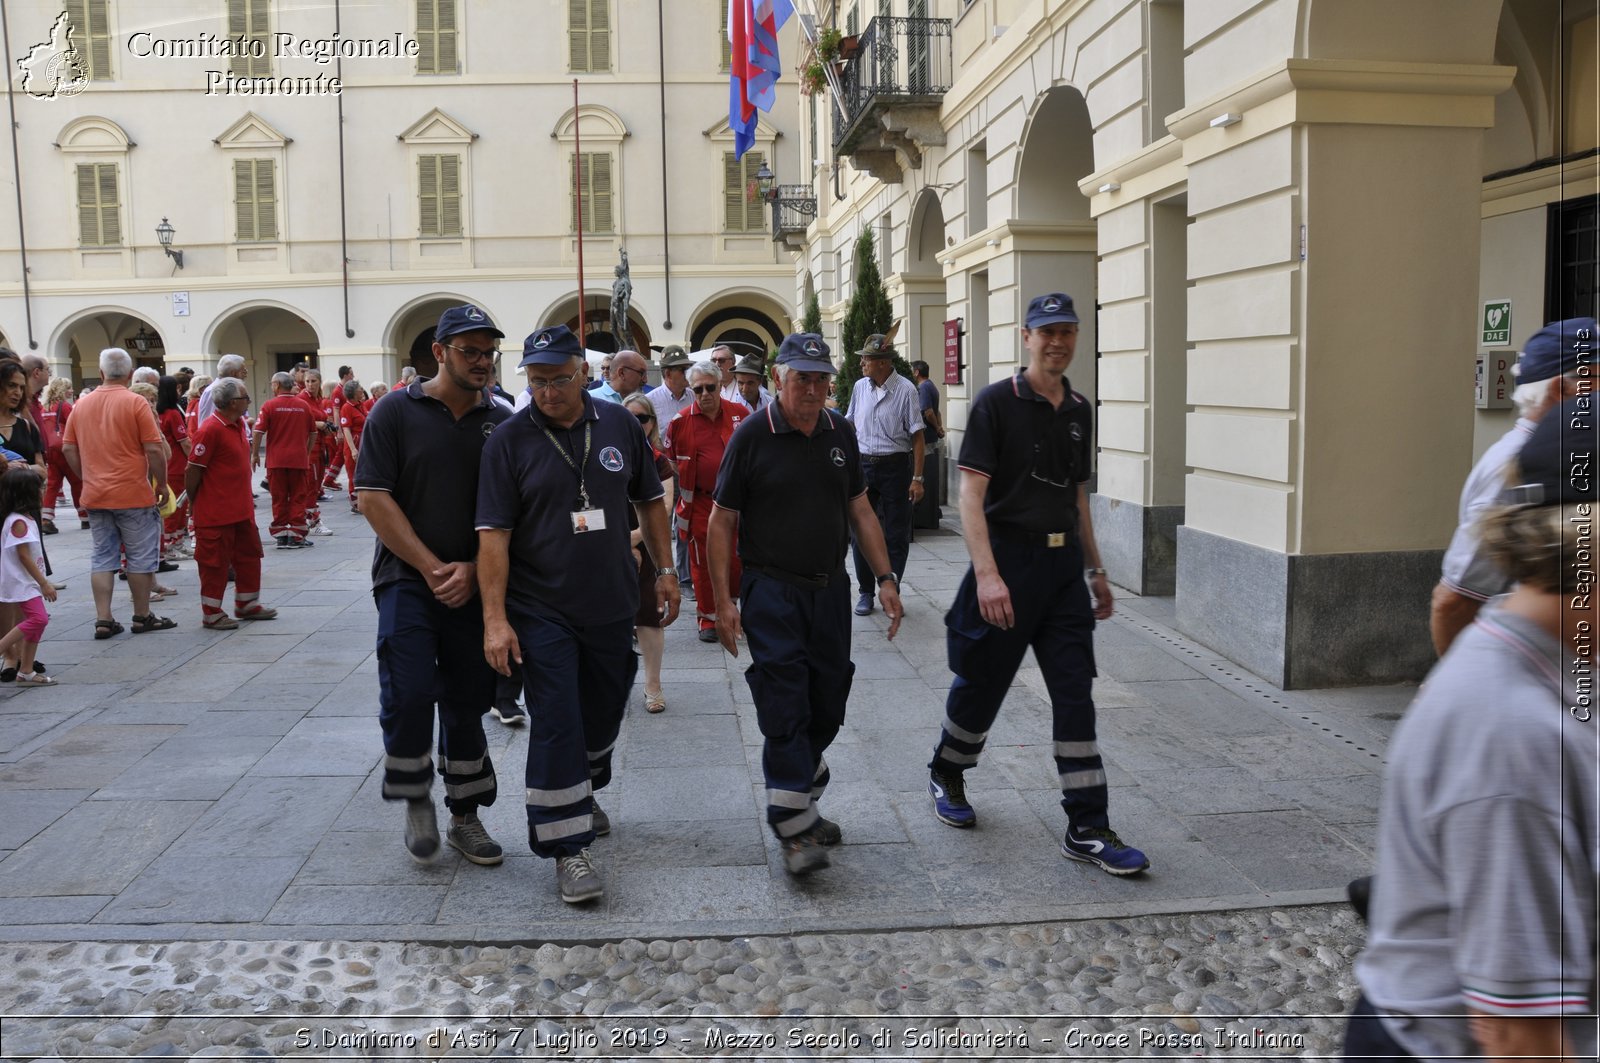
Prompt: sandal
<box><xmin>93</xmin><ymin>618</ymin><xmax>124</xmax><ymax>640</ymax></box>
<box><xmin>13</xmin><ymin>673</ymin><xmax>55</xmax><ymax>686</ymax></box>
<box><xmin>202</xmin><ymin>614</ymin><xmax>239</xmax><ymax>630</ymax></box>
<box><xmin>129</xmin><ymin>613</ymin><xmax>177</xmax><ymax>633</ymax></box>
<box><xmin>644</xmin><ymin>689</ymin><xmax>666</xmax><ymax>714</ymax></box>
<box><xmin>235</xmin><ymin>606</ymin><xmax>278</xmax><ymax>622</ymax></box>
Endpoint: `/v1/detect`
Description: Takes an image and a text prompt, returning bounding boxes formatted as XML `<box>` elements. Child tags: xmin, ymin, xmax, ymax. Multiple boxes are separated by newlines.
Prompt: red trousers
<box><xmin>43</xmin><ymin>448</ymin><xmax>84</xmax><ymax>521</ymax></box>
<box><xmin>267</xmin><ymin>467</ymin><xmax>309</xmax><ymax>538</ymax></box>
<box><xmin>324</xmin><ymin>439</ymin><xmax>348</xmax><ymax>488</ymax></box>
<box><xmin>162</xmin><ymin>501</ymin><xmax>189</xmax><ymax>552</ymax></box>
<box><xmin>196</xmin><ymin>521</ymin><xmax>264</xmax><ymax>618</ymax></box>
<box><xmin>687</xmin><ymin>521</ymin><xmax>739</xmax><ymax>630</ymax></box>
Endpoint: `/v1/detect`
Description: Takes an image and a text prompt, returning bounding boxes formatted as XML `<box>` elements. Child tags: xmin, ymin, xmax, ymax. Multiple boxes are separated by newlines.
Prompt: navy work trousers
<box><xmin>930</xmin><ymin>535</ymin><xmax>1110</xmax><ymax>829</ymax></box>
<box><xmin>514</xmin><ymin>611</ymin><xmax>635</xmax><ymax>859</ymax></box>
<box><xmin>375</xmin><ymin>580</ymin><xmax>498</xmax><ymax>815</ymax></box>
<box><xmin>850</xmin><ymin>452</ymin><xmax>912</xmax><ymax>594</ymax></box>
<box><xmin>740</xmin><ymin>569</ymin><xmax>855</xmax><ymax>839</ymax></box>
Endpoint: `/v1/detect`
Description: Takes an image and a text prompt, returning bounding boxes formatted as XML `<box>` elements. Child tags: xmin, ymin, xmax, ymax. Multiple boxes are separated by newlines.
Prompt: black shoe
<box><xmin>697</xmin><ymin>627</ymin><xmax>718</xmax><ymax>643</ymax></box>
<box><xmin>157</xmin><ymin>560</ymin><xmax>179</xmax><ymax>573</ymax></box>
<box><xmin>0</xmin><ymin>666</ymin><xmax>16</xmax><ymax>683</ymax></box>
<box><xmin>31</xmin><ymin>661</ymin><xmax>44</xmax><ymax>675</ymax></box>
<box><xmin>40</xmin><ymin>519</ymin><xmax>57</xmax><ymax>535</ymax></box>
<box><xmin>490</xmin><ymin>699</ymin><xmax>527</xmax><ymax>726</ymax></box>
<box><xmin>80</xmin><ymin>520</ymin><xmax>89</xmax><ymax>530</ymax></box>
<box><xmin>854</xmin><ymin>592</ymin><xmax>874</xmax><ymax>616</ymax></box>
<box><xmin>814</xmin><ymin>817</ymin><xmax>842</xmax><ymax>846</ymax></box>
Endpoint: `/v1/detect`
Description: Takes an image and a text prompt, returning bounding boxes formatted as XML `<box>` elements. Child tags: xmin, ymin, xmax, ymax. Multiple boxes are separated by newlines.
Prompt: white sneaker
<box><xmin>310</xmin><ymin>524</ymin><xmax>333</xmax><ymax>536</ymax></box>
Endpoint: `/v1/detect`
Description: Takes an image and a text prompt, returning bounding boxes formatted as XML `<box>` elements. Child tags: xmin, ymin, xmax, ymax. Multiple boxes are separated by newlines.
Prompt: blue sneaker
<box><xmin>929</xmin><ymin>770</ymin><xmax>976</xmax><ymax>828</ymax></box>
<box><xmin>1061</xmin><ymin>825</ymin><xmax>1149</xmax><ymax>876</ymax></box>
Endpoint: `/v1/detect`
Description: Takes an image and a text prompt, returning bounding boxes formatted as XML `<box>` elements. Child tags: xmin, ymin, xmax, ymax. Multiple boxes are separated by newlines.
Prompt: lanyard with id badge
<box><xmin>540</xmin><ymin>419</ymin><xmax>606</xmax><ymax>534</ymax></box>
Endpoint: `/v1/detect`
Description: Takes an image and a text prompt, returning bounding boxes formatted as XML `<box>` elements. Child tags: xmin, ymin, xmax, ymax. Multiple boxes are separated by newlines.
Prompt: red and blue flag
<box><xmin>729</xmin><ymin>0</ymin><xmax>794</xmax><ymax>159</ymax></box>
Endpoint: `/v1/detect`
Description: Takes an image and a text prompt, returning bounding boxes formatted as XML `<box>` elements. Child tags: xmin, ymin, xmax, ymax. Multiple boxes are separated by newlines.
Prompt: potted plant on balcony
<box><xmin>815</xmin><ymin>26</ymin><xmax>842</xmax><ymax>62</ymax></box>
<box><xmin>800</xmin><ymin>59</ymin><xmax>827</xmax><ymax>95</ymax></box>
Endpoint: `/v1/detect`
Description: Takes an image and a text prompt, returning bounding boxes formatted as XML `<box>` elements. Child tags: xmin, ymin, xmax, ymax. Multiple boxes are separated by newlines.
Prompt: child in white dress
<box><xmin>0</xmin><ymin>469</ymin><xmax>57</xmax><ymax>685</ymax></box>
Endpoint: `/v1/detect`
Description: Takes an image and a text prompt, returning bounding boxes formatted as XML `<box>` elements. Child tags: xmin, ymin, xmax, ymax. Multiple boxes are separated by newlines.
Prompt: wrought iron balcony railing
<box><xmin>832</xmin><ymin>16</ymin><xmax>953</xmax><ymax>155</ymax></box>
<box><xmin>769</xmin><ymin>184</ymin><xmax>817</xmax><ymax>244</ymax></box>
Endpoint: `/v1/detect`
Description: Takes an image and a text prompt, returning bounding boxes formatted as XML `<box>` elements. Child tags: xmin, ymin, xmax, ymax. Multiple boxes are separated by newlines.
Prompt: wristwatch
<box><xmin>912</xmin><ymin>475</ymin><xmax>924</xmax><ymax>483</ymax></box>
<box><xmin>876</xmin><ymin>572</ymin><xmax>899</xmax><ymax>586</ymax></box>
<box><xmin>1086</xmin><ymin>567</ymin><xmax>1107</xmax><ymax>577</ymax></box>
<box><xmin>656</xmin><ymin>568</ymin><xmax>678</xmax><ymax>578</ymax></box>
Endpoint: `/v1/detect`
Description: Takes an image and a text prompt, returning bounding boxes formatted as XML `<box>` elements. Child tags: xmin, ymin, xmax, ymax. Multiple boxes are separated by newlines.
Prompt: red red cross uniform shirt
<box><xmin>255</xmin><ymin>395</ymin><xmax>316</xmax><ymax>470</ymax></box>
<box><xmin>188</xmin><ymin>415</ymin><xmax>254</xmax><ymax>527</ymax></box>
<box><xmin>668</xmin><ymin>399</ymin><xmax>750</xmax><ymax>532</ymax></box>
<box><xmin>338</xmin><ymin>400</ymin><xmax>367</xmax><ymax>448</ymax></box>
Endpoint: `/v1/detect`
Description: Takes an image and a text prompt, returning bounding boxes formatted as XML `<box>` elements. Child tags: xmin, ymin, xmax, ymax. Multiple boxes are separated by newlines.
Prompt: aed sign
<box><xmin>1481</xmin><ymin>299</ymin><xmax>1512</xmax><ymax>346</ymax></box>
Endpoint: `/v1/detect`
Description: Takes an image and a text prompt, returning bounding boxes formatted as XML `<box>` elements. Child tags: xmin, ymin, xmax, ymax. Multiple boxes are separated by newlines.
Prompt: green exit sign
<box><xmin>1482</xmin><ymin>299</ymin><xmax>1512</xmax><ymax>346</ymax></box>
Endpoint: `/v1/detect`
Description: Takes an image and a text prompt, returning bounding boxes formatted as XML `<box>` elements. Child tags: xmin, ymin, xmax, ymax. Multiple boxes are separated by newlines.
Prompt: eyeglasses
<box><xmin>527</xmin><ymin>373</ymin><xmax>580</xmax><ymax>391</ymax></box>
<box><xmin>712</xmin><ymin>356</ymin><xmax>734</xmax><ymax>366</ymax></box>
<box><xmin>614</xmin><ymin>365</ymin><xmax>645</xmax><ymax>376</ymax></box>
<box><xmin>635</xmin><ymin>413</ymin><xmax>655</xmax><ymax>424</ymax></box>
<box><xmin>691</xmin><ymin>384</ymin><xmax>719</xmax><ymax>395</ymax></box>
<box><xmin>442</xmin><ymin>343</ymin><xmax>499</xmax><ymax>363</ymax></box>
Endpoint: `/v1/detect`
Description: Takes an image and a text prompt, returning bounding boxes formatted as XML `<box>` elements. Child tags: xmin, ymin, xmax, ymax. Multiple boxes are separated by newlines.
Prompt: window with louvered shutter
<box><xmin>570</xmin><ymin>153</ymin><xmax>614</xmax><ymax>234</ymax></box>
<box><xmin>418</xmin><ymin>154</ymin><xmax>462</xmax><ymax>237</ymax></box>
<box><xmin>63</xmin><ymin>0</ymin><xmax>112</xmax><ymax>79</ymax></box>
<box><xmin>723</xmin><ymin>151</ymin><xmax>764</xmax><ymax>233</ymax></box>
<box><xmin>570</xmin><ymin>0</ymin><xmax>611</xmax><ymax>73</ymax></box>
<box><xmin>75</xmin><ymin>162</ymin><xmax>119</xmax><ymax>246</ymax></box>
<box><xmin>417</xmin><ymin>0</ymin><xmax>458</xmax><ymax>74</ymax></box>
<box><xmin>233</xmin><ymin>159</ymin><xmax>277</xmax><ymax>242</ymax></box>
<box><xmin>228</xmin><ymin>0</ymin><xmax>271</xmax><ymax>76</ymax></box>
<box><xmin>719</xmin><ymin>2</ymin><xmax>730</xmax><ymax>73</ymax></box>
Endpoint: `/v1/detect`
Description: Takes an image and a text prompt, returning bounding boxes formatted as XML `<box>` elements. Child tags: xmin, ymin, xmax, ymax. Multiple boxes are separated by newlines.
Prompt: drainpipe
<box><xmin>0</xmin><ymin>3</ymin><xmax>38</xmax><ymax>349</ymax></box>
<box><xmin>335</xmin><ymin>0</ymin><xmax>354</xmax><ymax>338</ymax></box>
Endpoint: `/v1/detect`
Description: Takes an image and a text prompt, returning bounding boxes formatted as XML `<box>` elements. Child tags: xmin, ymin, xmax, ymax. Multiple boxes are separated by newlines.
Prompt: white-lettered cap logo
<box><xmin>830</xmin><ymin>447</ymin><xmax>845</xmax><ymax>467</ymax></box>
<box><xmin>533</xmin><ymin>333</ymin><xmax>551</xmax><ymax>350</ymax></box>
<box><xmin>1043</xmin><ymin>298</ymin><xmax>1062</xmax><ymax>313</ymax></box>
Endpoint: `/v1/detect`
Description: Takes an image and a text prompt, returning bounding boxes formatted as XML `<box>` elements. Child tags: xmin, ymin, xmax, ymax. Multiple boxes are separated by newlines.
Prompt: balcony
<box><xmin>832</xmin><ymin>16</ymin><xmax>953</xmax><ymax>184</ymax></box>
<box><xmin>768</xmin><ymin>184</ymin><xmax>817</xmax><ymax>251</ymax></box>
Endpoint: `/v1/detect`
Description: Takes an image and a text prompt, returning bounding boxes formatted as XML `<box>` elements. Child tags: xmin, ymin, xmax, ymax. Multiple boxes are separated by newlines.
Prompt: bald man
<box><xmin>594</xmin><ymin>350</ymin><xmax>649</xmax><ymax>404</ymax></box>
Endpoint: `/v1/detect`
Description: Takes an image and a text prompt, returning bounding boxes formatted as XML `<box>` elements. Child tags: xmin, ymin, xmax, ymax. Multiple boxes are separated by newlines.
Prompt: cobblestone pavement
<box><xmin>0</xmin><ymin>491</ymin><xmax>1401</xmax><ymax>1056</ymax></box>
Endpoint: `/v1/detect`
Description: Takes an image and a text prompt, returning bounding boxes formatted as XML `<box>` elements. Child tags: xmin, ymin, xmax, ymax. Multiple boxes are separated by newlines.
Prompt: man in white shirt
<box><xmin>844</xmin><ymin>334</ymin><xmax>925</xmax><ymax>616</ymax></box>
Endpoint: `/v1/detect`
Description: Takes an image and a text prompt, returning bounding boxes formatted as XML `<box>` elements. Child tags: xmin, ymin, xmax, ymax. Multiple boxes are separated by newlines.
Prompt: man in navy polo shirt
<box><xmin>476</xmin><ymin>324</ymin><xmax>680</xmax><ymax>904</ymax></box>
<box><xmin>707</xmin><ymin>333</ymin><xmax>903</xmax><ymax>877</ymax></box>
<box><xmin>926</xmin><ymin>293</ymin><xmax>1148</xmax><ymax>876</ymax></box>
<box><xmin>356</xmin><ymin>303</ymin><xmax>510</xmax><ymax>869</ymax></box>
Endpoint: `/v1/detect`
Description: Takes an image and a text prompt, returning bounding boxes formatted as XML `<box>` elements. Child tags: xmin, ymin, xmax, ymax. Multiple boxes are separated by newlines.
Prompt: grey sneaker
<box><xmin>446</xmin><ymin>814</ymin><xmax>504</xmax><ymax>866</ymax></box>
<box><xmin>556</xmin><ymin>848</ymin><xmax>604</xmax><ymax>903</ymax></box>
<box><xmin>780</xmin><ymin>827</ymin><xmax>831</xmax><ymax>875</ymax></box>
<box><xmin>591</xmin><ymin>799</ymin><xmax>611</xmax><ymax>837</ymax></box>
<box><xmin>404</xmin><ymin>799</ymin><xmax>440</xmax><ymax>864</ymax></box>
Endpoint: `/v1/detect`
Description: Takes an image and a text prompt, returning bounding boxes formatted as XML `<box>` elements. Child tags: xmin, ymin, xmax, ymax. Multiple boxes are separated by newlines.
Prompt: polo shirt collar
<box><xmin>1012</xmin><ymin>371</ymin><xmax>1078</xmax><ymax>405</ymax></box>
<box><xmin>404</xmin><ymin>378</ymin><xmax>494</xmax><ymax>412</ymax></box>
<box><xmin>764</xmin><ymin>400</ymin><xmax>836</xmax><ymax>436</ymax></box>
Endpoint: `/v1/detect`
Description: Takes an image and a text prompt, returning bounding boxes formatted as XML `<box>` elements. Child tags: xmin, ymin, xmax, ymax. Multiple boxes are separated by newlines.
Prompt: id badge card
<box><xmin>571</xmin><ymin>508</ymin><xmax>606</xmax><ymax>534</ymax></box>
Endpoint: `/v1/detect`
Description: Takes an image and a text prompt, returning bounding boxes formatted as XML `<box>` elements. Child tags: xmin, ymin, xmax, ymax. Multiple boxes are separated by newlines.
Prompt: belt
<box><xmin>988</xmin><ymin>523</ymin><xmax>1076</xmax><ymax>549</ymax></box>
<box><xmin>745</xmin><ymin>563</ymin><xmax>833</xmax><ymax>591</ymax></box>
<box><xmin>860</xmin><ymin>451</ymin><xmax>909</xmax><ymax>464</ymax></box>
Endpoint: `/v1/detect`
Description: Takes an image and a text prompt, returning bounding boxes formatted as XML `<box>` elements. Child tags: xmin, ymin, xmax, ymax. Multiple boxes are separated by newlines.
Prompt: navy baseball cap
<box><xmin>519</xmin><ymin>324</ymin><xmax>585</xmax><ymax>368</ymax></box>
<box><xmin>1501</xmin><ymin>395</ymin><xmax>1600</xmax><ymax>506</ymax></box>
<box><xmin>1025</xmin><ymin>293</ymin><xmax>1080</xmax><ymax>329</ymax></box>
<box><xmin>435</xmin><ymin>304</ymin><xmax>504</xmax><ymax>343</ymax></box>
<box><xmin>1514</xmin><ymin>317</ymin><xmax>1597</xmax><ymax>385</ymax></box>
<box><xmin>776</xmin><ymin>333</ymin><xmax>836</xmax><ymax>374</ymax></box>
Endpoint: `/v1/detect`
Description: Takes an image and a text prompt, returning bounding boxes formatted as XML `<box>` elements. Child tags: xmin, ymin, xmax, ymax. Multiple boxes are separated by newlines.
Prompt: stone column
<box><xmin>1170</xmin><ymin>59</ymin><xmax>1514</xmax><ymax>688</ymax></box>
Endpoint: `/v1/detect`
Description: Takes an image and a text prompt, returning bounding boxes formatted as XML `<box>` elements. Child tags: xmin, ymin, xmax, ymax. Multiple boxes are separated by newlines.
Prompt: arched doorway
<box><xmin>540</xmin><ymin>294</ymin><xmax>653</xmax><ymax>355</ymax></box>
<box><xmin>386</xmin><ymin>295</ymin><xmax>503</xmax><ymax>380</ymax></box>
<box><xmin>205</xmin><ymin>303</ymin><xmax>321</xmax><ymax>403</ymax></box>
<box><xmin>52</xmin><ymin>308</ymin><xmax>171</xmax><ymax>385</ymax></box>
<box><xmin>687</xmin><ymin>290</ymin><xmax>790</xmax><ymax>353</ymax></box>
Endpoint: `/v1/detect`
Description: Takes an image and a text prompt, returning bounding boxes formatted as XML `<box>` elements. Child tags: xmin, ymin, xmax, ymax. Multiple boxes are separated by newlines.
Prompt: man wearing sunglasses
<box><xmin>593</xmin><ymin>350</ymin><xmax>649</xmax><ymax>405</ymax></box>
<box><xmin>476</xmin><ymin>324</ymin><xmax>679</xmax><ymax>904</ymax></box>
<box><xmin>926</xmin><ymin>292</ymin><xmax>1148</xmax><ymax>877</ymax></box>
<box><xmin>356</xmin><ymin>304</ymin><xmax>511</xmax><ymax>871</ymax></box>
<box><xmin>667</xmin><ymin>361</ymin><xmax>750</xmax><ymax>642</ymax></box>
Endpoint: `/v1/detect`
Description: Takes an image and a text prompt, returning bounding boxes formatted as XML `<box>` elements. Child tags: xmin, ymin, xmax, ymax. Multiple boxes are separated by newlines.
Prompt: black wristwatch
<box><xmin>876</xmin><ymin>572</ymin><xmax>899</xmax><ymax>586</ymax></box>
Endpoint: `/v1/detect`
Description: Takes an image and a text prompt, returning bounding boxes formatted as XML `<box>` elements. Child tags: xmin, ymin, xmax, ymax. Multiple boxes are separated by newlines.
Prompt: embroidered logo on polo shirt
<box><xmin>192</xmin><ymin>443</ymin><xmax>206</xmax><ymax>456</ymax></box>
<box><xmin>481</xmin><ymin>422</ymin><xmax>495</xmax><ymax>439</ymax></box>
<box><xmin>599</xmin><ymin>446</ymin><xmax>625</xmax><ymax>472</ymax></box>
<box><xmin>1068</xmin><ymin>423</ymin><xmax>1083</xmax><ymax>441</ymax></box>
<box><xmin>829</xmin><ymin>447</ymin><xmax>845</xmax><ymax>467</ymax></box>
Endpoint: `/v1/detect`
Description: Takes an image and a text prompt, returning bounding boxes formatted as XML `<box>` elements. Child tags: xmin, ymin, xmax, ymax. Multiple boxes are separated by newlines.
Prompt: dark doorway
<box><xmin>409</xmin><ymin>329</ymin><xmax>439</xmax><ymax>377</ymax></box>
<box><xmin>275</xmin><ymin>351</ymin><xmax>317</xmax><ymax>375</ymax></box>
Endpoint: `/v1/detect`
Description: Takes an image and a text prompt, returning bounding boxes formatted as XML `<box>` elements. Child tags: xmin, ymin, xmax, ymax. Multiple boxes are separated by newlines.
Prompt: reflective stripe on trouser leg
<box><xmin>1035</xmin><ymin>579</ymin><xmax>1107</xmax><ymax>830</ymax></box>
<box><xmin>810</xmin><ymin>757</ymin><xmax>830</xmax><ymax>800</ymax></box>
<box><xmin>740</xmin><ymin>570</ymin><xmax>853</xmax><ymax>838</ymax></box>
<box><xmin>517</xmin><ymin>612</ymin><xmax>634</xmax><ymax>857</ymax></box>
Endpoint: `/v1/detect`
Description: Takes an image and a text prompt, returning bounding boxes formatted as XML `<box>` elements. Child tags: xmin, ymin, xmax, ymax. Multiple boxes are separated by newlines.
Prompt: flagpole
<box><xmin>573</xmin><ymin>78</ymin><xmax>586</xmax><ymax>341</ymax></box>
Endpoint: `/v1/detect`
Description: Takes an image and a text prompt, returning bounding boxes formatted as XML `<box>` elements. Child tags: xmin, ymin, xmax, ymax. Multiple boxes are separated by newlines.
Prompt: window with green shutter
<box><xmin>723</xmin><ymin>150</ymin><xmax>765</xmax><ymax>233</ymax></box>
<box><xmin>570</xmin><ymin>153</ymin><xmax>614</xmax><ymax>234</ymax></box>
<box><xmin>233</xmin><ymin>159</ymin><xmax>278</xmax><ymax>242</ymax></box>
<box><xmin>416</xmin><ymin>0</ymin><xmax>458</xmax><ymax>74</ymax></box>
<box><xmin>569</xmin><ymin>0</ymin><xmax>611</xmax><ymax>73</ymax></box>
<box><xmin>63</xmin><ymin>0</ymin><xmax>111</xmax><ymax>80</ymax></box>
<box><xmin>719</xmin><ymin>3</ymin><xmax>731</xmax><ymax>73</ymax></box>
<box><xmin>75</xmin><ymin>162</ymin><xmax>120</xmax><ymax>246</ymax></box>
<box><xmin>228</xmin><ymin>0</ymin><xmax>271</xmax><ymax>76</ymax></box>
<box><xmin>418</xmin><ymin>154</ymin><xmax>463</xmax><ymax>237</ymax></box>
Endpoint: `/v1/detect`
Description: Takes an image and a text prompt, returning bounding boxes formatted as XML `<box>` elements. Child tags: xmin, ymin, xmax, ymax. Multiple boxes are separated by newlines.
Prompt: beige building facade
<box><xmin>794</xmin><ymin>0</ymin><xmax>1598</xmax><ymax>687</ymax></box>
<box><xmin>0</xmin><ymin>0</ymin><xmax>802</xmax><ymax>393</ymax></box>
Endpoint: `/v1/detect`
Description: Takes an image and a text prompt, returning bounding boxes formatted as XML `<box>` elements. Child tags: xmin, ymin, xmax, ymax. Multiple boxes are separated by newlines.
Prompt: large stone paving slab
<box><xmin>0</xmin><ymin>506</ymin><xmax>1409</xmax><ymax>942</ymax></box>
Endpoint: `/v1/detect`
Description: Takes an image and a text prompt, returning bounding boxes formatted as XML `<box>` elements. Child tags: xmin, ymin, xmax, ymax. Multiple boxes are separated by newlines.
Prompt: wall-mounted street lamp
<box><xmin>132</xmin><ymin>325</ymin><xmax>155</xmax><ymax>354</ymax></box>
<box><xmin>155</xmin><ymin>216</ymin><xmax>184</xmax><ymax>269</ymax></box>
<box><xmin>755</xmin><ymin>161</ymin><xmax>776</xmax><ymax>202</ymax></box>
